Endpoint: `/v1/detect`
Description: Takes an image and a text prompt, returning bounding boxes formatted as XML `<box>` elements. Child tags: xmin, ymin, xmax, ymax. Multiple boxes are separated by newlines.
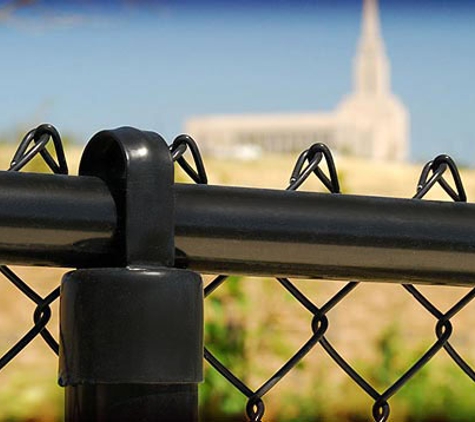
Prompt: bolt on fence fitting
<box><xmin>59</xmin><ymin>127</ymin><xmax>203</xmax><ymax>422</ymax></box>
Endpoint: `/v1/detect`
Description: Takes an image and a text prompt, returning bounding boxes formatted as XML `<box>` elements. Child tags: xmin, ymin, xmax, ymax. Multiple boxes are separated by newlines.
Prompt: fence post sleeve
<box><xmin>58</xmin><ymin>127</ymin><xmax>203</xmax><ymax>422</ymax></box>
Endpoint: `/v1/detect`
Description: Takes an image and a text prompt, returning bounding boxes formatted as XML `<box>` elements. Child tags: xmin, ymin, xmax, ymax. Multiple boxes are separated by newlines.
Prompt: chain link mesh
<box><xmin>170</xmin><ymin>134</ymin><xmax>475</xmax><ymax>422</ymax></box>
<box><xmin>0</xmin><ymin>124</ymin><xmax>67</xmax><ymax>373</ymax></box>
<box><xmin>0</xmin><ymin>128</ymin><xmax>474</xmax><ymax>421</ymax></box>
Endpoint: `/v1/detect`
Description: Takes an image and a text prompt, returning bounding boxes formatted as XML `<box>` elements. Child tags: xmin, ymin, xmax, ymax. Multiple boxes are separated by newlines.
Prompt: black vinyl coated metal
<box><xmin>60</xmin><ymin>268</ymin><xmax>203</xmax><ymax>422</ymax></box>
<box><xmin>0</xmin><ymin>171</ymin><xmax>117</xmax><ymax>267</ymax></box>
<box><xmin>174</xmin><ymin>184</ymin><xmax>475</xmax><ymax>284</ymax></box>
<box><xmin>59</xmin><ymin>268</ymin><xmax>203</xmax><ymax>385</ymax></box>
<box><xmin>65</xmin><ymin>384</ymin><xmax>198</xmax><ymax>422</ymax></box>
<box><xmin>58</xmin><ymin>127</ymin><xmax>203</xmax><ymax>422</ymax></box>
<box><xmin>3</xmin><ymin>124</ymin><xmax>475</xmax><ymax>422</ymax></box>
<box><xmin>0</xmin><ymin>171</ymin><xmax>475</xmax><ymax>284</ymax></box>
<box><xmin>169</xmin><ymin>136</ymin><xmax>475</xmax><ymax>422</ymax></box>
<box><xmin>0</xmin><ymin>124</ymin><xmax>69</xmax><ymax>372</ymax></box>
<box><xmin>79</xmin><ymin>127</ymin><xmax>175</xmax><ymax>267</ymax></box>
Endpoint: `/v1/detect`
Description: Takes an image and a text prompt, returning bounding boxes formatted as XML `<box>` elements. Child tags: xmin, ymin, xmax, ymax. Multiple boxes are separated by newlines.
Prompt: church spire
<box><xmin>354</xmin><ymin>0</ymin><xmax>391</xmax><ymax>97</ymax></box>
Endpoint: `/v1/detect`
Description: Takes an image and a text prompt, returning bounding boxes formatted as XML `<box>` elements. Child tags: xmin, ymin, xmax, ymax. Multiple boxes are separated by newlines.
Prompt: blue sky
<box><xmin>0</xmin><ymin>0</ymin><xmax>474</xmax><ymax>164</ymax></box>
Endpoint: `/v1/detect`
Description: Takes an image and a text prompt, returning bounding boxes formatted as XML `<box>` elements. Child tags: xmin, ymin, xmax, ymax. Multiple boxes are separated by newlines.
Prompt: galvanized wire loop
<box><xmin>0</xmin><ymin>266</ymin><xmax>60</xmax><ymax>355</ymax></box>
<box><xmin>33</xmin><ymin>287</ymin><xmax>61</xmax><ymax>355</ymax></box>
<box><xmin>170</xmin><ymin>134</ymin><xmax>208</xmax><ymax>184</ymax></box>
<box><xmin>246</xmin><ymin>397</ymin><xmax>265</xmax><ymax>421</ymax></box>
<box><xmin>0</xmin><ymin>293</ymin><xmax>53</xmax><ymax>370</ymax></box>
<box><xmin>311</xmin><ymin>313</ymin><xmax>329</xmax><ymax>335</ymax></box>
<box><xmin>307</xmin><ymin>143</ymin><xmax>340</xmax><ymax>193</ymax></box>
<box><xmin>415</xmin><ymin>154</ymin><xmax>466</xmax><ymax>201</ymax></box>
<box><xmin>9</xmin><ymin>123</ymin><xmax>68</xmax><ymax>174</ymax></box>
<box><xmin>403</xmin><ymin>283</ymin><xmax>475</xmax><ymax>382</ymax></box>
<box><xmin>288</xmin><ymin>148</ymin><xmax>323</xmax><ymax>191</ymax></box>
<box><xmin>372</xmin><ymin>400</ymin><xmax>390</xmax><ymax>422</ymax></box>
<box><xmin>287</xmin><ymin>143</ymin><xmax>340</xmax><ymax>193</ymax></box>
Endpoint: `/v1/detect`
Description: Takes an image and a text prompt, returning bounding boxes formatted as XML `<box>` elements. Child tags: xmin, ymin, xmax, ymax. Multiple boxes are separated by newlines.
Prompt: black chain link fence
<box><xmin>1</xmin><ymin>125</ymin><xmax>475</xmax><ymax>421</ymax></box>
<box><xmin>0</xmin><ymin>124</ymin><xmax>67</xmax><ymax>372</ymax></box>
<box><xmin>171</xmin><ymin>134</ymin><xmax>475</xmax><ymax>422</ymax></box>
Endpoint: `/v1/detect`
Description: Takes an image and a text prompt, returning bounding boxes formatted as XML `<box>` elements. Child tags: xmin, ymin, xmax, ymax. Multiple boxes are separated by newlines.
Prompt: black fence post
<box><xmin>58</xmin><ymin>127</ymin><xmax>203</xmax><ymax>422</ymax></box>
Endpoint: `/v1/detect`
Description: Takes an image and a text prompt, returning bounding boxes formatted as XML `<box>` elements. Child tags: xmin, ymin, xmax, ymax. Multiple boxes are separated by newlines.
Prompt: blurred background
<box><xmin>0</xmin><ymin>0</ymin><xmax>474</xmax><ymax>162</ymax></box>
<box><xmin>0</xmin><ymin>0</ymin><xmax>475</xmax><ymax>420</ymax></box>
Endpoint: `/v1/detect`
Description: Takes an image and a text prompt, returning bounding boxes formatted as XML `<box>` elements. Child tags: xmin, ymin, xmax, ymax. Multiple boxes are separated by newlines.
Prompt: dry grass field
<box><xmin>1</xmin><ymin>146</ymin><xmax>475</xmax><ymax>421</ymax></box>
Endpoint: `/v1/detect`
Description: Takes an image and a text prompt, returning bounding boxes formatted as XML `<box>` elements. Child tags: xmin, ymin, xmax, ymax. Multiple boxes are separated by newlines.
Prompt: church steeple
<box><xmin>354</xmin><ymin>0</ymin><xmax>391</xmax><ymax>97</ymax></box>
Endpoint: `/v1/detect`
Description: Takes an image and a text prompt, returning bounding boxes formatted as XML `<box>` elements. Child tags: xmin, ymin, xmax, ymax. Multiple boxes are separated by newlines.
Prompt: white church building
<box><xmin>184</xmin><ymin>0</ymin><xmax>409</xmax><ymax>161</ymax></box>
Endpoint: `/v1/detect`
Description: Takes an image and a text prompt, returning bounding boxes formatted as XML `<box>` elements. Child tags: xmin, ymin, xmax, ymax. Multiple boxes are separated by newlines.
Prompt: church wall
<box><xmin>183</xmin><ymin>0</ymin><xmax>410</xmax><ymax>162</ymax></box>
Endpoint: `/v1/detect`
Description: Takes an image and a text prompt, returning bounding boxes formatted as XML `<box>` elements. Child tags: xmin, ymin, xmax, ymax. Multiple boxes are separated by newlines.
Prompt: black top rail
<box><xmin>1</xmin><ymin>170</ymin><xmax>474</xmax><ymax>286</ymax></box>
